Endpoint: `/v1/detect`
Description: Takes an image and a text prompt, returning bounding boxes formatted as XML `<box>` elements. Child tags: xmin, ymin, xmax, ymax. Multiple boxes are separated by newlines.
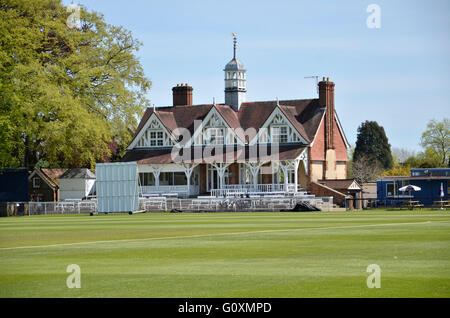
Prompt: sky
<box><xmin>64</xmin><ymin>0</ymin><xmax>450</xmax><ymax>152</ymax></box>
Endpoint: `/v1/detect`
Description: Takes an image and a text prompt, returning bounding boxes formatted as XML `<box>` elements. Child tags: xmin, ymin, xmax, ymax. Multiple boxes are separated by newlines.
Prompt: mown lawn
<box><xmin>0</xmin><ymin>210</ymin><xmax>449</xmax><ymax>298</ymax></box>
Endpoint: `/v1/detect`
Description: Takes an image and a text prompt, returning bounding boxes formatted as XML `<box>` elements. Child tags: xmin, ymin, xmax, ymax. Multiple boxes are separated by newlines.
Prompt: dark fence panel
<box><xmin>345</xmin><ymin>197</ymin><xmax>449</xmax><ymax>210</ymax></box>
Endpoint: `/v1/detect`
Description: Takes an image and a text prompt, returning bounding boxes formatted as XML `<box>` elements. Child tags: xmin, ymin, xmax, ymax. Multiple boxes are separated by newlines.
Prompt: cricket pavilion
<box><xmin>122</xmin><ymin>36</ymin><xmax>357</xmax><ymax>202</ymax></box>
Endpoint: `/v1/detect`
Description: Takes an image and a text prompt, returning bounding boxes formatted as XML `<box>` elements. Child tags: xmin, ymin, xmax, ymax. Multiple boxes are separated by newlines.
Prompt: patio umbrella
<box><xmin>399</xmin><ymin>185</ymin><xmax>421</xmax><ymax>192</ymax></box>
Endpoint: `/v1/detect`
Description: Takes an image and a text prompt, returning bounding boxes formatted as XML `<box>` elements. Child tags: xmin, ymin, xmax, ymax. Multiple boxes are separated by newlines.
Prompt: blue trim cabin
<box><xmin>377</xmin><ymin>168</ymin><xmax>450</xmax><ymax>206</ymax></box>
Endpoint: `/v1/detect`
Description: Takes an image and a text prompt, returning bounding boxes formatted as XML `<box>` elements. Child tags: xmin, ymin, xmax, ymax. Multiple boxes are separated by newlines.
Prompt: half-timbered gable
<box><xmin>129</xmin><ymin>113</ymin><xmax>176</xmax><ymax>149</ymax></box>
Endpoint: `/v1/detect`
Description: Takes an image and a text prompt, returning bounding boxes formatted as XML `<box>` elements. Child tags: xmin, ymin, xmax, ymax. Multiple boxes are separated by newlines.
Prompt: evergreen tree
<box><xmin>353</xmin><ymin>121</ymin><xmax>393</xmax><ymax>170</ymax></box>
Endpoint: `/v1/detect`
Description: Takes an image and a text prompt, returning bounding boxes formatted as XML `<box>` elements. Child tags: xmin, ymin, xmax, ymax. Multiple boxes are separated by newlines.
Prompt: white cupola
<box><xmin>224</xmin><ymin>34</ymin><xmax>246</xmax><ymax>111</ymax></box>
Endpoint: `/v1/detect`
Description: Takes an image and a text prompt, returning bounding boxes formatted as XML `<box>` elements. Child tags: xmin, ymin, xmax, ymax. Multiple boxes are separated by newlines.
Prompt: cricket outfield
<box><xmin>0</xmin><ymin>210</ymin><xmax>449</xmax><ymax>298</ymax></box>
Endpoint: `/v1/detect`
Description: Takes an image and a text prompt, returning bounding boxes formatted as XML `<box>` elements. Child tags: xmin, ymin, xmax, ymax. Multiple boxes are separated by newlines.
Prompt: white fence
<box><xmin>140</xmin><ymin>185</ymin><xmax>199</xmax><ymax>198</ymax></box>
<box><xmin>211</xmin><ymin>183</ymin><xmax>304</xmax><ymax>197</ymax></box>
<box><xmin>139</xmin><ymin>196</ymin><xmax>333</xmax><ymax>212</ymax></box>
<box><xmin>26</xmin><ymin>196</ymin><xmax>333</xmax><ymax>215</ymax></box>
<box><xmin>28</xmin><ymin>201</ymin><xmax>97</xmax><ymax>215</ymax></box>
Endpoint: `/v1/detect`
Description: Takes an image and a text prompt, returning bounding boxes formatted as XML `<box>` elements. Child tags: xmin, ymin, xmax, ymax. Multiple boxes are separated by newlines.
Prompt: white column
<box><xmin>294</xmin><ymin>159</ymin><xmax>300</xmax><ymax>194</ymax></box>
<box><xmin>211</xmin><ymin>163</ymin><xmax>231</xmax><ymax>191</ymax></box>
<box><xmin>183</xmin><ymin>164</ymin><xmax>198</xmax><ymax>196</ymax></box>
<box><xmin>150</xmin><ymin>165</ymin><xmax>161</xmax><ymax>187</ymax></box>
<box><xmin>281</xmin><ymin>163</ymin><xmax>288</xmax><ymax>192</ymax></box>
<box><xmin>245</xmin><ymin>162</ymin><xmax>265</xmax><ymax>191</ymax></box>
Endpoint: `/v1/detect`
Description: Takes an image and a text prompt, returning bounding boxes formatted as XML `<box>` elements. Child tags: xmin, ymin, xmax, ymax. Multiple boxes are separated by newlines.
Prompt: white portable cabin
<box><xmin>96</xmin><ymin>162</ymin><xmax>139</xmax><ymax>213</ymax></box>
<box><xmin>59</xmin><ymin>168</ymin><xmax>96</xmax><ymax>201</ymax></box>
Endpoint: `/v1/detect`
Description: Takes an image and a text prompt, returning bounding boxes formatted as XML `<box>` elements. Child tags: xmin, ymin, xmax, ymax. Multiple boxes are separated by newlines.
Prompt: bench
<box><xmin>189</xmin><ymin>199</ymin><xmax>213</xmax><ymax>211</ymax></box>
<box><xmin>144</xmin><ymin>198</ymin><xmax>167</xmax><ymax>211</ymax></box>
<box><xmin>402</xmin><ymin>201</ymin><xmax>424</xmax><ymax>210</ymax></box>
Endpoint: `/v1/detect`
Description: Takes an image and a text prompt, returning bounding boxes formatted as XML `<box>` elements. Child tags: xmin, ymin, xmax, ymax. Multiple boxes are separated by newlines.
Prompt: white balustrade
<box><xmin>140</xmin><ymin>185</ymin><xmax>200</xmax><ymax>197</ymax></box>
<box><xmin>210</xmin><ymin>183</ymin><xmax>303</xmax><ymax>197</ymax></box>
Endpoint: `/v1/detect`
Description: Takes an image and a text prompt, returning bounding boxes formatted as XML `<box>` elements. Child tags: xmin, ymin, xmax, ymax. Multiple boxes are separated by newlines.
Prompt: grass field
<box><xmin>0</xmin><ymin>209</ymin><xmax>449</xmax><ymax>298</ymax></box>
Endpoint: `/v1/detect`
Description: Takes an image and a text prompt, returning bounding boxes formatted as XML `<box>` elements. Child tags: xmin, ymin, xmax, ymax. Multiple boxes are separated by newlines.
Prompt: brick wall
<box><xmin>200</xmin><ymin>164</ymin><xmax>207</xmax><ymax>194</ymax></box>
<box><xmin>309</xmin><ymin>115</ymin><xmax>348</xmax><ymax>182</ymax></box>
<box><xmin>309</xmin><ymin>181</ymin><xmax>347</xmax><ymax>206</ymax></box>
<box><xmin>333</xmin><ymin>118</ymin><xmax>348</xmax><ymax>162</ymax></box>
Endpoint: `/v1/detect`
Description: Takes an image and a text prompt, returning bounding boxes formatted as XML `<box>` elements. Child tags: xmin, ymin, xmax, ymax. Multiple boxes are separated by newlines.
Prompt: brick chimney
<box><xmin>172</xmin><ymin>83</ymin><xmax>193</xmax><ymax>106</ymax></box>
<box><xmin>318</xmin><ymin>77</ymin><xmax>335</xmax><ymax>150</ymax></box>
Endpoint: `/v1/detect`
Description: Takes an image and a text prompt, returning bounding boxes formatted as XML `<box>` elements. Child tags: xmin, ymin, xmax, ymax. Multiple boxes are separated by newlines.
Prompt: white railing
<box><xmin>28</xmin><ymin>201</ymin><xmax>97</xmax><ymax>215</ymax></box>
<box><xmin>138</xmin><ymin>196</ymin><xmax>333</xmax><ymax>212</ymax></box>
<box><xmin>140</xmin><ymin>185</ymin><xmax>199</xmax><ymax>197</ymax></box>
<box><xmin>211</xmin><ymin>183</ymin><xmax>304</xmax><ymax>197</ymax></box>
<box><xmin>21</xmin><ymin>195</ymin><xmax>333</xmax><ymax>215</ymax></box>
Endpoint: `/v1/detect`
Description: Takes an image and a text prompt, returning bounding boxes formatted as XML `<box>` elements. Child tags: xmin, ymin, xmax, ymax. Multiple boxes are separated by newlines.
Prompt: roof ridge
<box><xmin>37</xmin><ymin>169</ymin><xmax>58</xmax><ymax>188</ymax></box>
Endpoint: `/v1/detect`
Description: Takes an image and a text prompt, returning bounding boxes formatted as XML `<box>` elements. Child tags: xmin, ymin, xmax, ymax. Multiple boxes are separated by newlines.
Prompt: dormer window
<box><xmin>205</xmin><ymin>128</ymin><xmax>225</xmax><ymax>145</ymax></box>
<box><xmin>150</xmin><ymin>130</ymin><xmax>164</xmax><ymax>146</ymax></box>
<box><xmin>271</xmin><ymin>125</ymin><xmax>288</xmax><ymax>143</ymax></box>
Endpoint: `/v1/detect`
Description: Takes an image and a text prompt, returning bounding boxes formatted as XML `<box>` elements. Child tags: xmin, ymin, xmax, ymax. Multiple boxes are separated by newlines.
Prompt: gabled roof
<box><xmin>133</xmin><ymin>105</ymin><xmax>214</xmax><ymax>141</ymax></box>
<box><xmin>318</xmin><ymin>179</ymin><xmax>361</xmax><ymax>191</ymax></box>
<box><xmin>214</xmin><ymin>104</ymin><xmax>241</xmax><ymax>132</ymax></box>
<box><xmin>278</xmin><ymin>99</ymin><xmax>324</xmax><ymax>141</ymax></box>
<box><xmin>122</xmin><ymin>145</ymin><xmax>307</xmax><ymax>165</ymax></box>
<box><xmin>41</xmin><ymin>169</ymin><xmax>67</xmax><ymax>187</ymax></box>
<box><xmin>29</xmin><ymin>168</ymin><xmax>67</xmax><ymax>189</ymax></box>
<box><xmin>129</xmin><ymin>98</ymin><xmax>324</xmax><ymax>148</ymax></box>
<box><xmin>60</xmin><ymin>168</ymin><xmax>95</xmax><ymax>179</ymax></box>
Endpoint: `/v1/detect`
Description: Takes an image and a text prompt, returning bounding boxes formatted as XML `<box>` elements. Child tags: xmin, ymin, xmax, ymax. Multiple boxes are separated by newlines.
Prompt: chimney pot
<box><xmin>172</xmin><ymin>84</ymin><xmax>193</xmax><ymax>106</ymax></box>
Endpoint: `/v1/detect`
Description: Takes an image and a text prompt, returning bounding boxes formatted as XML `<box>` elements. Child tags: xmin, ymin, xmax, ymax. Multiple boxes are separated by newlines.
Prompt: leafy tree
<box><xmin>353</xmin><ymin>121</ymin><xmax>393</xmax><ymax>170</ymax></box>
<box><xmin>405</xmin><ymin>147</ymin><xmax>442</xmax><ymax>168</ymax></box>
<box><xmin>0</xmin><ymin>0</ymin><xmax>151</xmax><ymax>169</ymax></box>
<box><xmin>420</xmin><ymin>119</ymin><xmax>450</xmax><ymax>167</ymax></box>
<box><xmin>382</xmin><ymin>164</ymin><xmax>411</xmax><ymax>177</ymax></box>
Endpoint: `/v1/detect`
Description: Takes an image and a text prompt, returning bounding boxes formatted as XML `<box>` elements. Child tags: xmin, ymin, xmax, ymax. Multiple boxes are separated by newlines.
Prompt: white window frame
<box><xmin>149</xmin><ymin>130</ymin><xmax>164</xmax><ymax>147</ymax></box>
<box><xmin>386</xmin><ymin>183</ymin><xmax>396</xmax><ymax>197</ymax></box>
<box><xmin>33</xmin><ymin>177</ymin><xmax>40</xmax><ymax>188</ymax></box>
<box><xmin>271</xmin><ymin>125</ymin><xmax>288</xmax><ymax>143</ymax></box>
<box><xmin>205</xmin><ymin>127</ymin><xmax>225</xmax><ymax>145</ymax></box>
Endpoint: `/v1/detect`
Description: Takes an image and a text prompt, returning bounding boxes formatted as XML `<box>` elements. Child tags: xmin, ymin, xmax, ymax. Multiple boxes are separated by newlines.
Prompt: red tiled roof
<box><xmin>122</xmin><ymin>145</ymin><xmax>306</xmax><ymax>164</ymax></box>
<box><xmin>128</xmin><ymin>99</ymin><xmax>324</xmax><ymax>148</ymax></box>
<box><xmin>38</xmin><ymin>168</ymin><xmax>67</xmax><ymax>187</ymax></box>
<box><xmin>278</xmin><ymin>99</ymin><xmax>324</xmax><ymax>141</ymax></box>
